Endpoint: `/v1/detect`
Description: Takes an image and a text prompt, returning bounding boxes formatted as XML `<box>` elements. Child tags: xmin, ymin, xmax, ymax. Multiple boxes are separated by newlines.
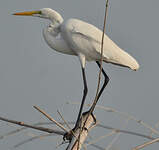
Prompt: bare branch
<box><xmin>14</xmin><ymin>133</ymin><xmax>105</xmax><ymax>150</ymax></box>
<box><xmin>87</xmin><ymin>131</ymin><xmax>115</xmax><ymax>146</ymax></box>
<box><xmin>0</xmin><ymin>116</ymin><xmax>64</xmax><ymax>135</ymax></box>
<box><xmin>57</xmin><ymin>109</ymin><xmax>72</xmax><ymax>131</ymax></box>
<box><xmin>69</xmin><ymin>102</ymin><xmax>159</xmax><ymax>136</ymax></box>
<box><xmin>33</xmin><ymin>106</ymin><xmax>68</xmax><ymax>133</ymax></box>
<box><xmin>57</xmin><ymin>109</ymin><xmax>80</xmax><ymax>148</ymax></box>
<box><xmin>133</xmin><ymin>138</ymin><xmax>159</xmax><ymax>150</ymax></box>
<box><xmin>104</xmin><ymin>119</ymin><xmax>129</xmax><ymax>150</ymax></box>
<box><xmin>90</xmin><ymin>0</ymin><xmax>109</xmax><ymax>113</ymax></box>
<box><xmin>1</xmin><ymin>116</ymin><xmax>159</xmax><ymax>150</ymax></box>
<box><xmin>97</xmin><ymin>105</ymin><xmax>159</xmax><ymax>136</ymax></box>
<box><xmin>1</xmin><ymin>121</ymin><xmax>156</xmax><ymax>142</ymax></box>
<box><xmin>14</xmin><ymin>133</ymin><xmax>54</xmax><ymax>148</ymax></box>
<box><xmin>66</xmin><ymin>113</ymin><xmax>96</xmax><ymax>150</ymax></box>
<box><xmin>0</xmin><ymin>121</ymin><xmax>74</xmax><ymax>140</ymax></box>
<box><xmin>98</xmin><ymin>124</ymin><xmax>156</xmax><ymax>141</ymax></box>
<box><xmin>77</xmin><ymin>3</ymin><xmax>109</xmax><ymax>148</ymax></box>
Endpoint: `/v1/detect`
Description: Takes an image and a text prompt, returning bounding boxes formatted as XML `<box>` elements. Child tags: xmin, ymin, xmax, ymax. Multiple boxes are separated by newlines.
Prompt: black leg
<box><xmin>88</xmin><ymin>61</ymin><xmax>109</xmax><ymax>112</ymax></box>
<box><xmin>96</xmin><ymin>61</ymin><xmax>109</xmax><ymax>101</ymax></box>
<box><xmin>75</xmin><ymin>67</ymin><xmax>88</xmax><ymax>127</ymax></box>
<box><xmin>63</xmin><ymin>62</ymin><xmax>108</xmax><ymax>141</ymax></box>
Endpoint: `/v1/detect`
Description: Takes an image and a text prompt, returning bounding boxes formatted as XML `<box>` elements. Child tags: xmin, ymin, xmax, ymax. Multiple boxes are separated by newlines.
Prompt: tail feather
<box><xmin>103</xmin><ymin>47</ymin><xmax>139</xmax><ymax>71</ymax></box>
<box><xmin>102</xmin><ymin>35</ymin><xmax>139</xmax><ymax>71</ymax></box>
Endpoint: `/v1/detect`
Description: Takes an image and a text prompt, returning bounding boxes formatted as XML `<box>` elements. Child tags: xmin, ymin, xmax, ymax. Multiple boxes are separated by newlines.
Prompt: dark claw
<box><xmin>63</xmin><ymin>130</ymin><xmax>73</xmax><ymax>142</ymax></box>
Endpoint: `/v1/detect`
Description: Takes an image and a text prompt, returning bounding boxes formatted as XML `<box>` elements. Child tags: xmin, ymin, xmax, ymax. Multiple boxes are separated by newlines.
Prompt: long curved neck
<box><xmin>46</xmin><ymin>9</ymin><xmax>64</xmax><ymax>25</ymax></box>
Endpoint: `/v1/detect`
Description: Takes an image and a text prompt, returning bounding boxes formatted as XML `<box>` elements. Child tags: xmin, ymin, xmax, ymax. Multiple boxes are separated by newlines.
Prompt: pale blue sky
<box><xmin>0</xmin><ymin>0</ymin><xmax>159</xmax><ymax>150</ymax></box>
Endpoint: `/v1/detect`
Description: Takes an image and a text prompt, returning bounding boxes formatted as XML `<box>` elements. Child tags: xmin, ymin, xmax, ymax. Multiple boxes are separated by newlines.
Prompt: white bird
<box><xmin>13</xmin><ymin>8</ymin><xmax>139</xmax><ymax>129</ymax></box>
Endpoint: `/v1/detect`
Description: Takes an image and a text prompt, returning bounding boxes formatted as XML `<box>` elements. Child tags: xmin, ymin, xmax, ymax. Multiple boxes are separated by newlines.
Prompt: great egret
<box><xmin>13</xmin><ymin>8</ymin><xmax>139</xmax><ymax>129</ymax></box>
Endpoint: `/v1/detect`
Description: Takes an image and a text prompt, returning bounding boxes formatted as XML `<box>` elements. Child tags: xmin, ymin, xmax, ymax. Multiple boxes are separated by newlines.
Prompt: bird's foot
<box><xmin>63</xmin><ymin>121</ymin><xmax>81</xmax><ymax>142</ymax></box>
<box><xmin>63</xmin><ymin>129</ymin><xmax>74</xmax><ymax>142</ymax></box>
<box><xmin>63</xmin><ymin>111</ymin><xmax>96</xmax><ymax>142</ymax></box>
<box><xmin>81</xmin><ymin>111</ymin><xmax>97</xmax><ymax>125</ymax></box>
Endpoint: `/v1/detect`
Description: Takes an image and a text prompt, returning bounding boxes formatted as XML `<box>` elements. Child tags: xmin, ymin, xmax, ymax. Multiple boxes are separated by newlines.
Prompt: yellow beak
<box><xmin>13</xmin><ymin>10</ymin><xmax>41</xmax><ymax>16</ymax></box>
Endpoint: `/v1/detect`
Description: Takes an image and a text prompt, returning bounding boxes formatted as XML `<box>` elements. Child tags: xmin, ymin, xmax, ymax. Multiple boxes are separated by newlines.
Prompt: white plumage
<box><xmin>13</xmin><ymin>8</ymin><xmax>139</xmax><ymax>129</ymax></box>
<box><xmin>60</xmin><ymin>18</ymin><xmax>139</xmax><ymax>70</ymax></box>
<box><xmin>13</xmin><ymin>8</ymin><xmax>139</xmax><ymax>70</ymax></box>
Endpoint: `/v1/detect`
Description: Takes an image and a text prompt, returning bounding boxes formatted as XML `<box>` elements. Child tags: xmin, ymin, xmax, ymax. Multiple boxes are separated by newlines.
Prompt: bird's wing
<box><xmin>61</xmin><ymin>19</ymin><xmax>103</xmax><ymax>59</ymax></box>
<box><xmin>61</xmin><ymin>19</ymin><xmax>139</xmax><ymax>70</ymax></box>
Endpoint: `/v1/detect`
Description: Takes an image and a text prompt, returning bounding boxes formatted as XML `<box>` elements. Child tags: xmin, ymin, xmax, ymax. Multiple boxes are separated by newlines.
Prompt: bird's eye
<box><xmin>48</xmin><ymin>24</ymin><xmax>53</xmax><ymax>28</ymax></box>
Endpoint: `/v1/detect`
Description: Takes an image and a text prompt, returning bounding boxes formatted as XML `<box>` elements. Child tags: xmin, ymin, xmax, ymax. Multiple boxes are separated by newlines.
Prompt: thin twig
<box><xmin>1</xmin><ymin>117</ymin><xmax>159</xmax><ymax>150</ymax></box>
<box><xmin>0</xmin><ymin>127</ymin><xmax>24</xmax><ymax>140</ymax></box>
<box><xmin>104</xmin><ymin>119</ymin><xmax>129</xmax><ymax>150</ymax></box>
<box><xmin>90</xmin><ymin>0</ymin><xmax>109</xmax><ymax>113</ymax></box>
<box><xmin>1</xmin><ymin>120</ymin><xmax>158</xmax><ymax>145</ymax></box>
<box><xmin>98</xmin><ymin>105</ymin><xmax>159</xmax><ymax>136</ymax></box>
<box><xmin>33</xmin><ymin>106</ymin><xmax>68</xmax><ymax>133</ymax></box>
<box><xmin>14</xmin><ymin>133</ymin><xmax>54</xmax><ymax>148</ymax></box>
<box><xmin>133</xmin><ymin>138</ymin><xmax>159</xmax><ymax>150</ymax></box>
<box><xmin>87</xmin><ymin>131</ymin><xmax>116</xmax><ymax>146</ymax></box>
<box><xmin>155</xmin><ymin>121</ymin><xmax>159</xmax><ymax>129</ymax></box>
<box><xmin>139</xmin><ymin>121</ymin><xmax>159</xmax><ymax>136</ymax></box>
<box><xmin>98</xmin><ymin>124</ymin><xmax>156</xmax><ymax>141</ymax></box>
<box><xmin>56</xmin><ymin>110</ymin><xmax>85</xmax><ymax>149</ymax></box>
<box><xmin>57</xmin><ymin>110</ymin><xmax>72</xmax><ymax>131</ymax></box>
<box><xmin>150</xmin><ymin>120</ymin><xmax>159</xmax><ymax>137</ymax></box>
<box><xmin>69</xmin><ymin>102</ymin><xmax>159</xmax><ymax>136</ymax></box>
<box><xmin>87</xmin><ymin>143</ymin><xmax>105</xmax><ymax>150</ymax></box>
<box><xmin>0</xmin><ymin>121</ymin><xmax>74</xmax><ymax>140</ymax></box>
<box><xmin>0</xmin><ymin>116</ymin><xmax>64</xmax><ymax>135</ymax></box>
<box><xmin>14</xmin><ymin>132</ymin><xmax>104</xmax><ymax>150</ymax></box>
<box><xmin>79</xmin><ymin>2</ymin><xmax>109</xmax><ymax>147</ymax></box>
<box><xmin>57</xmin><ymin>109</ymin><xmax>82</xmax><ymax>149</ymax></box>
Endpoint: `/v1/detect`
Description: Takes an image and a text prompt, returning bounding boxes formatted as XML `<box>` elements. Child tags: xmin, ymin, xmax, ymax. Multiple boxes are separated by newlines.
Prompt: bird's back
<box><xmin>61</xmin><ymin>19</ymin><xmax>139</xmax><ymax>70</ymax></box>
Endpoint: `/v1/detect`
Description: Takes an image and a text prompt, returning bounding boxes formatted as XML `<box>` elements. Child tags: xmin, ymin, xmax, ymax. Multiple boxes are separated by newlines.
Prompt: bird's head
<box><xmin>13</xmin><ymin>8</ymin><xmax>63</xmax><ymax>24</ymax></box>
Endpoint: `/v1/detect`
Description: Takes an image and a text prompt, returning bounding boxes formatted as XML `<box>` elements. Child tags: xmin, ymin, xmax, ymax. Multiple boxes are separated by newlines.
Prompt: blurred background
<box><xmin>0</xmin><ymin>0</ymin><xmax>159</xmax><ymax>150</ymax></box>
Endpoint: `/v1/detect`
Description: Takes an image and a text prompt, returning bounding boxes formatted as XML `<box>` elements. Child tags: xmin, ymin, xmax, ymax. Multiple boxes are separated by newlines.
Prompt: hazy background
<box><xmin>0</xmin><ymin>0</ymin><xmax>159</xmax><ymax>150</ymax></box>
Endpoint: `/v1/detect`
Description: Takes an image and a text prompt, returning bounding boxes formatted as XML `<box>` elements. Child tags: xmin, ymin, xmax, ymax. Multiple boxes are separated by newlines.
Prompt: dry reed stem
<box><xmin>0</xmin><ymin>116</ymin><xmax>64</xmax><ymax>135</ymax></box>
<box><xmin>0</xmin><ymin>121</ymin><xmax>74</xmax><ymax>140</ymax></box>
<box><xmin>133</xmin><ymin>138</ymin><xmax>159</xmax><ymax>150</ymax></box>
<box><xmin>104</xmin><ymin>119</ymin><xmax>129</xmax><ymax>150</ymax></box>
<box><xmin>57</xmin><ymin>110</ymin><xmax>72</xmax><ymax>131</ymax></box>
<box><xmin>1</xmin><ymin>121</ymin><xmax>156</xmax><ymax>142</ymax></box>
<box><xmin>14</xmin><ymin>133</ymin><xmax>53</xmax><ymax>148</ymax></box>
<box><xmin>33</xmin><ymin>106</ymin><xmax>68</xmax><ymax>133</ymax></box>
<box><xmin>69</xmin><ymin>102</ymin><xmax>159</xmax><ymax>136</ymax></box>
<box><xmin>57</xmin><ymin>109</ymin><xmax>81</xmax><ymax>148</ymax></box>
<box><xmin>89</xmin><ymin>0</ymin><xmax>109</xmax><ymax>114</ymax></box>
<box><xmin>75</xmin><ymin>1</ymin><xmax>109</xmax><ymax>149</ymax></box>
